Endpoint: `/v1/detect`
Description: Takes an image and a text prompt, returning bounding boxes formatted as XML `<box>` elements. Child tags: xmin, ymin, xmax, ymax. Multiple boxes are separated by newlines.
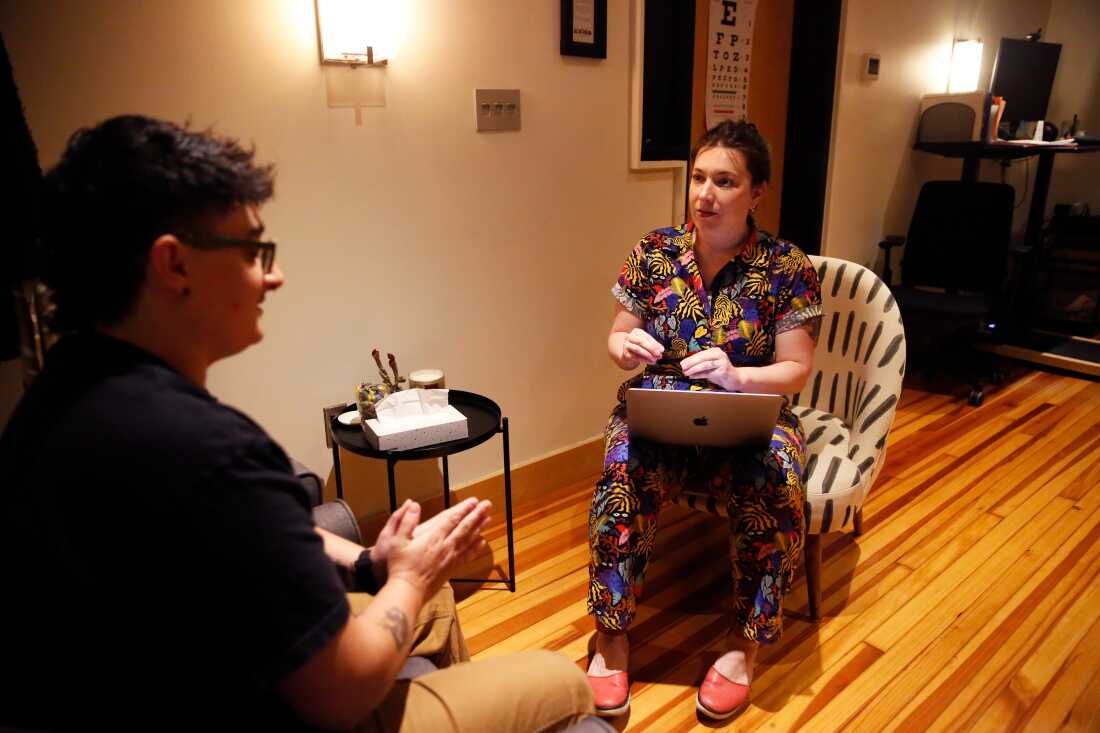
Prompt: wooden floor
<box><xmin>454</xmin><ymin>367</ymin><xmax>1100</xmax><ymax>732</ymax></box>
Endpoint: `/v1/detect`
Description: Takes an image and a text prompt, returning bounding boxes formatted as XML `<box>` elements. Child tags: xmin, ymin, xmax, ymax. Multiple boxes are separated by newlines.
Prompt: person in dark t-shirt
<box><xmin>0</xmin><ymin>116</ymin><xmax>596</xmax><ymax>731</ymax></box>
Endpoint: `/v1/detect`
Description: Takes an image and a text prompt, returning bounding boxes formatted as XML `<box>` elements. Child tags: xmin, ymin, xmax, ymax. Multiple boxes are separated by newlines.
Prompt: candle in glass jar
<box><xmin>408</xmin><ymin>369</ymin><xmax>446</xmax><ymax>390</ymax></box>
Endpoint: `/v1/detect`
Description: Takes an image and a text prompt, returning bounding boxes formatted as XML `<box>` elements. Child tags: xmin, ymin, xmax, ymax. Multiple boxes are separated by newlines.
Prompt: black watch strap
<box><xmin>351</xmin><ymin>549</ymin><xmax>382</xmax><ymax>595</ymax></box>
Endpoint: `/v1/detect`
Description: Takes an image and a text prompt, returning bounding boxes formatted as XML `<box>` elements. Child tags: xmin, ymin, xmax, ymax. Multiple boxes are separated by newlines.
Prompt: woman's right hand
<box><xmin>384</xmin><ymin>498</ymin><xmax>492</xmax><ymax>595</ymax></box>
<box><xmin>608</xmin><ymin>306</ymin><xmax>664</xmax><ymax>370</ymax></box>
<box><xmin>611</xmin><ymin>325</ymin><xmax>660</xmax><ymax>367</ymax></box>
<box><xmin>617</xmin><ymin>328</ymin><xmax>664</xmax><ymax>368</ymax></box>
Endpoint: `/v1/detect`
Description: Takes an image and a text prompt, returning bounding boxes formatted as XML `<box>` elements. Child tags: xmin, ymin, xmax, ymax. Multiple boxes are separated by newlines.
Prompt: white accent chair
<box><xmin>673</xmin><ymin>256</ymin><xmax>906</xmax><ymax>620</ymax></box>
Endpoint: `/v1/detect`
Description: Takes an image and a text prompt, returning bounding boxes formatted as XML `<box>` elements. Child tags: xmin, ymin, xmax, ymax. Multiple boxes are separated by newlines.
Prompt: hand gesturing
<box><xmin>382</xmin><ymin>498</ymin><xmax>492</xmax><ymax>595</ymax></box>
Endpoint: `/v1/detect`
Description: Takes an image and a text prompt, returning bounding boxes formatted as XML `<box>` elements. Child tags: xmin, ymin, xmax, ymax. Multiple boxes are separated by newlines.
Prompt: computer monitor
<box><xmin>990</xmin><ymin>38</ymin><xmax>1062</xmax><ymax>123</ymax></box>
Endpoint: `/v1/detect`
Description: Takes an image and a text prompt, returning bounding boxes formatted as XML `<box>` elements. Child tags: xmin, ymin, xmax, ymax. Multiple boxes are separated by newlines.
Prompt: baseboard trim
<box><xmin>356</xmin><ymin>434</ymin><xmax>604</xmax><ymax>540</ymax></box>
<box><xmin>988</xmin><ymin>343</ymin><xmax>1100</xmax><ymax>378</ymax></box>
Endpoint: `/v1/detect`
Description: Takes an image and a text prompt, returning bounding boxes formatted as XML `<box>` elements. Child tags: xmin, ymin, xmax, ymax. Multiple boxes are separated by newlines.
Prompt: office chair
<box><xmin>879</xmin><ymin>181</ymin><xmax>1013</xmax><ymax>406</ymax></box>
<box><xmin>291</xmin><ymin>457</ymin><xmax>362</xmax><ymax>543</ymax></box>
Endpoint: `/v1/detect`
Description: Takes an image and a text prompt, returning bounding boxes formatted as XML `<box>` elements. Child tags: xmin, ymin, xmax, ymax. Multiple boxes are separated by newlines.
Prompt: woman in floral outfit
<box><xmin>585</xmin><ymin>120</ymin><xmax>823</xmax><ymax>720</ymax></box>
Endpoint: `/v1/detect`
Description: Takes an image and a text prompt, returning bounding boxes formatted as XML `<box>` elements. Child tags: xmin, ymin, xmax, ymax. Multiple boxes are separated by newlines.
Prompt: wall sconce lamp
<box><xmin>315</xmin><ymin>0</ymin><xmax>389</xmax><ymax>67</ymax></box>
<box><xmin>948</xmin><ymin>39</ymin><xmax>983</xmax><ymax>93</ymax></box>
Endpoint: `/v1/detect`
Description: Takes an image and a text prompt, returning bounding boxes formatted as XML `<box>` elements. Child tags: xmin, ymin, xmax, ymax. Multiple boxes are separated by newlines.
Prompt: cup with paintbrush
<box><xmin>355</xmin><ymin>349</ymin><xmax>406</xmax><ymax>422</ymax></box>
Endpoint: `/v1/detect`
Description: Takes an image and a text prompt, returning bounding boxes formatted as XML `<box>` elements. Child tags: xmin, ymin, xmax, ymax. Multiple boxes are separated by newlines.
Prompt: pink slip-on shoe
<box><xmin>696</xmin><ymin>664</ymin><xmax>750</xmax><ymax>720</ymax></box>
<box><xmin>587</xmin><ymin>671</ymin><xmax>630</xmax><ymax>717</ymax></box>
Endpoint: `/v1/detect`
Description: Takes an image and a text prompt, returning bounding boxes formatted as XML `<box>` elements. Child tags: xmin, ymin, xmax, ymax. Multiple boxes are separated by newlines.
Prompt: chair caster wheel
<box><xmin>968</xmin><ymin>389</ymin><xmax>984</xmax><ymax>407</ymax></box>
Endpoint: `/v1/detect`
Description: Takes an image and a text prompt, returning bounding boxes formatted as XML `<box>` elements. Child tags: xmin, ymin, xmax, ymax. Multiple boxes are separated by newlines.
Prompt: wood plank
<box><xmin>734</xmin><ymin>565</ymin><xmax>914</xmax><ymax>732</ymax></box>
<box><xmin>468</xmin><ymin>514</ymin><xmax>725</xmax><ymax>655</ymax></box>
<box><xmin>756</xmin><ymin>513</ymin><xmax>997</xmax><ymax>730</ymax></box>
<box><xmin>445</xmin><ymin>366</ymin><xmax>1100</xmax><ymax>732</ymax></box>
<box><xmin>990</xmin><ymin>415</ymin><xmax>1100</xmax><ymax>518</ymax></box>
<box><xmin>1058</xmin><ymin>654</ymin><xmax>1100</xmax><ymax>732</ymax></box>
<box><xmin>1018</xmin><ymin>381</ymin><xmax>1100</xmax><ymax>435</ymax></box>
<box><xmin>788</xmin><ymin>643</ymin><xmax>884</xmax><ymax>732</ymax></box>
<box><xmin>842</xmin><ymin>500</ymin><xmax>1098</xmax><ymax>732</ymax></box>
<box><xmin>899</xmin><ymin>507</ymin><xmax>1100</xmax><ymax>732</ymax></box>
<box><xmin>994</xmin><ymin>575</ymin><xmax>1100</xmax><ymax>731</ymax></box>
<box><xmin>788</xmin><ymin>492</ymin><xmax>1078</xmax><ymax>730</ymax></box>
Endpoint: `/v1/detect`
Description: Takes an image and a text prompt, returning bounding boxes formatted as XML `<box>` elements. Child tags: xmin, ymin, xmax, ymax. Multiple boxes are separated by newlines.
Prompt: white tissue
<box><xmin>374</xmin><ymin>388</ymin><xmax>451</xmax><ymax>422</ymax></box>
<box><xmin>363</xmin><ymin>388</ymin><xmax>469</xmax><ymax>451</ymax></box>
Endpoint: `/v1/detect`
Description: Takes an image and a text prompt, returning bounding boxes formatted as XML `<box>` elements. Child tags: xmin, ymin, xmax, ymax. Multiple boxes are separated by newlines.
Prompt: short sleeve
<box><xmin>179</xmin><ymin>438</ymin><xmax>351</xmax><ymax>690</ymax></box>
<box><xmin>775</xmin><ymin>248</ymin><xmax>824</xmax><ymax>335</ymax></box>
<box><xmin>611</xmin><ymin>239</ymin><xmax>655</xmax><ymax>320</ymax></box>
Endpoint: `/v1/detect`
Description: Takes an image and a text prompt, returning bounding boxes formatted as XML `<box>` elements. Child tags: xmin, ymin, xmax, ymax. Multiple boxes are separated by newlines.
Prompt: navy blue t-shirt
<box><xmin>0</xmin><ymin>332</ymin><xmax>349</xmax><ymax>729</ymax></box>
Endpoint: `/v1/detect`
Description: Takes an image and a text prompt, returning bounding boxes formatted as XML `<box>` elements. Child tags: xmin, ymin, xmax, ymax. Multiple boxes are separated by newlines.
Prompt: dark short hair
<box><xmin>41</xmin><ymin>115</ymin><xmax>275</xmax><ymax>330</ymax></box>
<box><xmin>690</xmin><ymin>119</ymin><xmax>771</xmax><ymax>187</ymax></box>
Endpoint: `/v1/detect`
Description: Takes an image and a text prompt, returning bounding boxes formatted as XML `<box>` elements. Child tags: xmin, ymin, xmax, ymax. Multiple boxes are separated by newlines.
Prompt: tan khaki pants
<box><xmin>351</xmin><ymin>587</ymin><xmax>594</xmax><ymax>733</ymax></box>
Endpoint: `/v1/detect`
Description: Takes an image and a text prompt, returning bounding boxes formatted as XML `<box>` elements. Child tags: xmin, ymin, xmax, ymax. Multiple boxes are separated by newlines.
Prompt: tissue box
<box><xmin>363</xmin><ymin>405</ymin><xmax>469</xmax><ymax>451</ymax></box>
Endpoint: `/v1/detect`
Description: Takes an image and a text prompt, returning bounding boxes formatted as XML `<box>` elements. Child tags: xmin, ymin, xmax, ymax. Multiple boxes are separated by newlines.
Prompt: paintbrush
<box><xmin>387</xmin><ymin>353</ymin><xmax>403</xmax><ymax>390</ymax></box>
<box><xmin>372</xmin><ymin>348</ymin><xmax>393</xmax><ymax>389</ymax></box>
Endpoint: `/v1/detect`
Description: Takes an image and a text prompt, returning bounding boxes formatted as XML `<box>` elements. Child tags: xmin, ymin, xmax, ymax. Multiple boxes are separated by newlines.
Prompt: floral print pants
<box><xmin>587</xmin><ymin>402</ymin><xmax>806</xmax><ymax>643</ymax></box>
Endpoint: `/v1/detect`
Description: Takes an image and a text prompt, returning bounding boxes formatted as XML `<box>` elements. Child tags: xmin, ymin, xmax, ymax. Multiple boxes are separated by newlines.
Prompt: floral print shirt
<box><xmin>612</xmin><ymin>223</ymin><xmax>823</xmax><ymax>393</ymax></box>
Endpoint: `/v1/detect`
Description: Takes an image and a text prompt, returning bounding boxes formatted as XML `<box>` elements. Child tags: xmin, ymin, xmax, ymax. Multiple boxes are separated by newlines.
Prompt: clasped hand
<box><xmin>622</xmin><ymin>329</ymin><xmax>740</xmax><ymax>391</ymax></box>
<box><xmin>368</xmin><ymin>497</ymin><xmax>492</xmax><ymax>594</ymax></box>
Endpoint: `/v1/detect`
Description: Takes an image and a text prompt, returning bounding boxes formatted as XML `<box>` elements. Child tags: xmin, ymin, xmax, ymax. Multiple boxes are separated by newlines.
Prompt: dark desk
<box><xmin>915</xmin><ymin>141</ymin><xmax>1100</xmax><ymax>377</ymax></box>
<box><xmin>329</xmin><ymin>390</ymin><xmax>516</xmax><ymax>591</ymax></box>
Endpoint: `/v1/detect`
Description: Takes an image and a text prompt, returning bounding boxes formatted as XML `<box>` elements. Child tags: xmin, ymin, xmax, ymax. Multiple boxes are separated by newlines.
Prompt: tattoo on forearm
<box><xmin>380</xmin><ymin>606</ymin><xmax>409</xmax><ymax>649</ymax></box>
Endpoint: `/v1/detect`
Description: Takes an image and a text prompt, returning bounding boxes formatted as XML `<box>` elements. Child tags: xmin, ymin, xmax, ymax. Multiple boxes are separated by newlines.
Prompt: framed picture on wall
<box><xmin>560</xmin><ymin>0</ymin><xmax>607</xmax><ymax>58</ymax></box>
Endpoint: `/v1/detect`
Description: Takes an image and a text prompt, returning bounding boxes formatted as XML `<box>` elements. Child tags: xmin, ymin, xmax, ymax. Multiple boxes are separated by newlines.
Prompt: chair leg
<box><xmin>805</xmin><ymin>533</ymin><xmax>822</xmax><ymax>621</ymax></box>
<box><xmin>853</xmin><ymin>506</ymin><xmax>863</xmax><ymax>536</ymax></box>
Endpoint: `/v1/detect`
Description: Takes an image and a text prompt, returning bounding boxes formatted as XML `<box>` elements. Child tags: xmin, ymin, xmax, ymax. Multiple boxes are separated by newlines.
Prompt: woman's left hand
<box><xmin>681</xmin><ymin>347</ymin><xmax>742</xmax><ymax>391</ymax></box>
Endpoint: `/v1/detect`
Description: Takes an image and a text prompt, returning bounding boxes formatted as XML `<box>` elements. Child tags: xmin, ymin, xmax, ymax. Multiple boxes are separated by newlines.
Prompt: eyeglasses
<box><xmin>177</xmin><ymin>234</ymin><xmax>277</xmax><ymax>274</ymax></box>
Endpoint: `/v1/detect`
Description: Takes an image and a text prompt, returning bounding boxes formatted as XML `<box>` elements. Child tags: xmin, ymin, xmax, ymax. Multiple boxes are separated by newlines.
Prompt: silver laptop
<box><xmin>626</xmin><ymin>388</ymin><xmax>783</xmax><ymax>448</ymax></box>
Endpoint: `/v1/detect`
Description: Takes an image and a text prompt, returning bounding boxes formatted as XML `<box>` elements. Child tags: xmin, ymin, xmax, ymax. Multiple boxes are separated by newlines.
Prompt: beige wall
<box><xmin>823</xmin><ymin>0</ymin><xmax>1057</xmax><ymax>269</ymax></box>
<box><xmin>1</xmin><ymin>0</ymin><xmax>677</xmax><ymax>508</ymax></box>
<box><xmin>1045</xmin><ymin>0</ymin><xmax>1100</xmax><ymax>215</ymax></box>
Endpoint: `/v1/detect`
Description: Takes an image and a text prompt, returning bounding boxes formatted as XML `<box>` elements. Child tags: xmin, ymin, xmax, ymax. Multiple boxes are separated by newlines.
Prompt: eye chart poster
<box><xmin>706</xmin><ymin>0</ymin><xmax>757</xmax><ymax>130</ymax></box>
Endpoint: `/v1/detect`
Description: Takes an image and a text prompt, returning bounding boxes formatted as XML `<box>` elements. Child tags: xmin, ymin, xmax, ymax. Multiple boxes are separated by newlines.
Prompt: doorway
<box><xmin>777</xmin><ymin>0</ymin><xmax>843</xmax><ymax>256</ymax></box>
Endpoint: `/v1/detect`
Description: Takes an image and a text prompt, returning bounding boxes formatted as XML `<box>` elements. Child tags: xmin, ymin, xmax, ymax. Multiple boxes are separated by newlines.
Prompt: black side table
<box><xmin>328</xmin><ymin>390</ymin><xmax>516</xmax><ymax>592</ymax></box>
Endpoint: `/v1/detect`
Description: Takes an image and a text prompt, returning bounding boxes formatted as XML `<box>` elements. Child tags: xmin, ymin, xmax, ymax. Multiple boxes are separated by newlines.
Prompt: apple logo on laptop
<box><xmin>693</xmin><ymin>416</ymin><xmax>709</xmax><ymax>426</ymax></box>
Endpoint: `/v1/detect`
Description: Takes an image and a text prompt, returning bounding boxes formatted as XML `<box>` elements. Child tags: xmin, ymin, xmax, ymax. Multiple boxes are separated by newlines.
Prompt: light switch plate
<box><xmin>475</xmin><ymin>89</ymin><xmax>521</xmax><ymax>131</ymax></box>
